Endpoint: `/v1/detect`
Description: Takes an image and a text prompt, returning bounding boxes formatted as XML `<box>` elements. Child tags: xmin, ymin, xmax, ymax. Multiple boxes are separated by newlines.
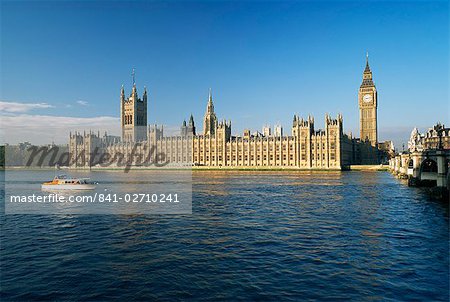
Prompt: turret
<box><xmin>181</xmin><ymin>120</ymin><xmax>188</xmax><ymax>137</ymax></box>
<box><xmin>188</xmin><ymin>114</ymin><xmax>196</xmax><ymax>136</ymax></box>
<box><xmin>361</xmin><ymin>52</ymin><xmax>375</xmax><ymax>87</ymax></box>
<box><xmin>292</xmin><ymin>114</ymin><xmax>315</xmax><ymax>137</ymax></box>
<box><xmin>203</xmin><ymin>88</ymin><xmax>218</xmax><ymax>136</ymax></box>
<box><xmin>143</xmin><ymin>86</ymin><xmax>147</xmax><ymax>103</ymax></box>
<box><xmin>217</xmin><ymin>118</ymin><xmax>232</xmax><ymax>142</ymax></box>
<box><xmin>207</xmin><ymin>88</ymin><xmax>214</xmax><ymax>113</ymax></box>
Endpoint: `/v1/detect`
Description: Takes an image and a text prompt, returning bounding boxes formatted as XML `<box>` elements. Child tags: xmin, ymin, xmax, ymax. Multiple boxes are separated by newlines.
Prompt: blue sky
<box><xmin>1</xmin><ymin>1</ymin><xmax>448</xmax><ymax>146</ymax></box>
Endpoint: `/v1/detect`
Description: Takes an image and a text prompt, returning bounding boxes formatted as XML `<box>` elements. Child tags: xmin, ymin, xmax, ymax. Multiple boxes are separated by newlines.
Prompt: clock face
<box><xmin>363</xmin><ymin>94</ymin><xmax>372</xmax><ymax>103</ymax></box>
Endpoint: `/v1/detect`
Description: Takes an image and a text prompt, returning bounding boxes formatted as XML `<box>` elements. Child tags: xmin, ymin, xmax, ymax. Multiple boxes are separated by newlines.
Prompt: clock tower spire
<box><xmin>358</xmin><ymin>53</ymin><xmax>378</xmax><ymax>147</ymax></box>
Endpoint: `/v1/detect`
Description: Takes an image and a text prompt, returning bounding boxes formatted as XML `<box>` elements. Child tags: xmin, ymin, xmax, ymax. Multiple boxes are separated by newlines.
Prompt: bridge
<box><xmin>389</xmin><ymin>149</ymin><xmax>450</xmax><ymax>192</ymax></box>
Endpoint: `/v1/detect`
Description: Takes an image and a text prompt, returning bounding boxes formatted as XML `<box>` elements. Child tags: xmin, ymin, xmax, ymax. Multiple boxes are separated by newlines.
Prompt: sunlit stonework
<box><xmin>69</xmin><ymin>57</ymin><xmax>386</xmax><ymax>169</ymax></box>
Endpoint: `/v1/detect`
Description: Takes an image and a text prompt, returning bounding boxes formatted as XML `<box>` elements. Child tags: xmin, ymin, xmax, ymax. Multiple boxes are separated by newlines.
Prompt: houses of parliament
<box><xmin>69</xmin><ymin>56</ymin><xmax>388</xmax><ymax>169</ymax></box>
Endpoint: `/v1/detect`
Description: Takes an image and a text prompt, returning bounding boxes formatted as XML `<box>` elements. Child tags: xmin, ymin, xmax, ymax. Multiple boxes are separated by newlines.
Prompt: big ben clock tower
<box><xmin>359</xmin><ymin>53</ymin><xmax>378</xmax><ymax>147</ymax></box>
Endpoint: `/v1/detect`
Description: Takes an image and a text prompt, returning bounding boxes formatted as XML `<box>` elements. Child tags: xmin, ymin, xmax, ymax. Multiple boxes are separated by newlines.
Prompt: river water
<box><xmin>0</xmin><ymin>170</ymin><xmax>448</xmax><ymax>300</ymax></box>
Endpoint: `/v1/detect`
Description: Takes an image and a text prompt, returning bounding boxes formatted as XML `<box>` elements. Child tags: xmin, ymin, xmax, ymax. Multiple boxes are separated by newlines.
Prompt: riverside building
<box><xmin>69</xmin><ymin>57</ymin><xmax>383</xmax><ymax>169</ymax></box>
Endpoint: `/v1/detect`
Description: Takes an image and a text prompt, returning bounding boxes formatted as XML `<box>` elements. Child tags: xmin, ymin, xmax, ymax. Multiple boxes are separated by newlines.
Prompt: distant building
<box><xmin>408</xmin><ymin>124</ymin><xmax>450</xmax><ymax>152</ymax></box>
<box><xmin>378</xmin><ymin>140</ymin><xmax>395</xmax><ymax>164</ymax></box>
<box><xmin>18</xmin><ymin>141</ymin><xmax>32</xmax><ymax>151</ymax></box>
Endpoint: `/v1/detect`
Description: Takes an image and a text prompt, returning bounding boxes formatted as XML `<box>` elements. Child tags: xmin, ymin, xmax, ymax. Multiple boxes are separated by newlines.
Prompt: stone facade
<box><xmin>69</xmin><ymin>58</ymin><xmax>382</xmax><ymax>169</ymax></box>
<box><xmin>69</xmin><ymin>131</ymin><xmax>120</xmax><ymax>167</ymax></box>
<box><xmin>68</xmin><ymin>89</ymin><xmax>353</xmax><ymax>169</ymax></box>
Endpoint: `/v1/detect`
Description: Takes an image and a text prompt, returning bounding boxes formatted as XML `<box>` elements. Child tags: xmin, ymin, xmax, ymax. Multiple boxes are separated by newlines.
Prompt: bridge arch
<box><xmin>419</xmin><ymin>158</ymin><xmax>438</xmax><ymax>183</ymax></box>
<box><xmin>421</xmin><ymin>158</ymin><xmax>438</xmax><ymax>173</ymax></box>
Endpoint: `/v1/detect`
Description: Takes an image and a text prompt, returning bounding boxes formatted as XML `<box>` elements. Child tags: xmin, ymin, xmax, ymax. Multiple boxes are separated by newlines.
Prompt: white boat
<box><xmin>41</xmin><ymin>175</ymin><xmax>96</xmax><ymax>190</ymax></box>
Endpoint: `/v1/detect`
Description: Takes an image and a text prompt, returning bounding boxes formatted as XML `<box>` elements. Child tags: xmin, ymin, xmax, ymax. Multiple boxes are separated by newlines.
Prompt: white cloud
<box><xmin>0</xmin><ymin>114</ymin><xmax>120</xmax><ymax>145</ymax></box>
<box><xmin>76</xmin><ymin>100</ymin><xmax>89</xmax><ymax>106</ymax></box>
<box><xmin>0</xmin><ymin>101</ymin><xmax>54</xmax><ymax>113</ymax></box>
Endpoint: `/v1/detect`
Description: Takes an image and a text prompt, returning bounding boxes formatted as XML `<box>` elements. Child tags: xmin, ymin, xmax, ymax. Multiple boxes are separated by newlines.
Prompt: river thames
<box><xmin>1</xmin><ymin>170</ymin><xmax>449</xmax><ymax>300</ymax></box>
